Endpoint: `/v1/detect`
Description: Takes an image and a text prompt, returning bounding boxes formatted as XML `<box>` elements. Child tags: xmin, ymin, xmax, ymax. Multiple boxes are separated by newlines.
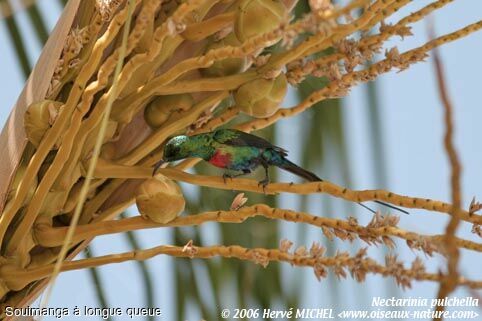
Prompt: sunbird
<box><xmin>153</xmin><ymin>129</ymin><xmax>408</xmax><ymax>214</ymax></box>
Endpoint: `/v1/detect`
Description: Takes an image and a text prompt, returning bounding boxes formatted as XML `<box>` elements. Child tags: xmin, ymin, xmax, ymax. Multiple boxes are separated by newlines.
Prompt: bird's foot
<box><xmin>222</xmin><ymin>173</ymin><xmax>233</xmax><ymax>184</ymax></box>
<box><xmin>257</xmin><ymin>178</ymin><xmax>269</xmax><ymax>193</ymax></box>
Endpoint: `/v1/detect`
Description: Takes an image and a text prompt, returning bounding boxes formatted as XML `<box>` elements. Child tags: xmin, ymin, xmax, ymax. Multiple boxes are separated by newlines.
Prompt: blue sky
<box><xmin>1</xmin><ymin>1</ymin><xmax>481</xmax><ymax>320</ymax></box>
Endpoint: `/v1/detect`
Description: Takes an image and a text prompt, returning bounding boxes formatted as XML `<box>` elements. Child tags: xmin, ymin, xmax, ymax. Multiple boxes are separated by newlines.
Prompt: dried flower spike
<box><xmin>279</xmin><ymin>239</ymin><xmax>293</xmax><ymax>253</ymax></box>
<box><xmin>230</xmin><ymin>193</ymin><xmax>248</xmax><ymax>211</ymax></box>
<box><xmin>182</xmin><ymin>240</ymin><xmax>198</xmax><ymax>258</ymax></box>
<box><xmin>469</xmin><ymin>197</ymin><xmax>482</xmax><ymax>214</ymax></box>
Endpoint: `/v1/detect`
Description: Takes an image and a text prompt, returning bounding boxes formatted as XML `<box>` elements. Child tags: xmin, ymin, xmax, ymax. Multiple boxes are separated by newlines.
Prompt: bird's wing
<box><xmin>213</xmin><ymin>129</ymin><xmax>288</xmax><ymax>156</ymax></box>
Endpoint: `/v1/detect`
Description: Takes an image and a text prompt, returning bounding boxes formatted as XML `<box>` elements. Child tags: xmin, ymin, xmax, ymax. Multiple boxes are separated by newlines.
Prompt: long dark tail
<box><xmin>277</xmin><ymin>159</ymin><xmax>322</xmax><ymax>182</ymax></box>
<box><xmin>277</xmin><ymin>158</ymin><xmax>408</xmax><ymax>215</ymax></box>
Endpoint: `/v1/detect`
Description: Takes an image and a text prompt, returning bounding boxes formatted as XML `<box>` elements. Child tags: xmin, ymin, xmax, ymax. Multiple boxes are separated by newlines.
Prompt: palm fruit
<box><xmin>136</xmin><ymin>176</ymin><xmax>185</xmax><ymax>223</ymax></box>
<box><xmin>234</xmin><ymin>73</ymin><xmax>287</xmax><ymax>117</ymax></box>
<box><xmin>201</xmin><ymin>33</ymin><xmax>248</xmax><ymax>77</ymax></box>
<box><xmin>234</xmin><ymin>0</ymin><xmax>285</xmax><ymax>42</ymax></box>
<box><xmin>144</xmin><ymin>94</ymin><xmax>194</xmax><ymax>128</ymax></box>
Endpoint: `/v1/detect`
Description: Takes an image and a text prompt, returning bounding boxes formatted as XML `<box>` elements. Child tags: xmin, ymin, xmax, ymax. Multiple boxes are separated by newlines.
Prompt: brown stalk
<box><xmin>34</xmin><ymin>205</ymin><xmax>482</xmax><ymax>253</ymax></box>
<box><xmin>87</xmin><ymin>166</ymin><xmax>482</xmax><ymax>224</ymax></box>
<box><xmin>2</xmin><ymin>244</ymin><xmax>481</xmax><ymax>291</ymax></box>
<box><xmin>430</xmin><ymin>27</ymin><xmax>463</xmax><ymax>320</ymax></box>
<box><xmin>259</xmin><ymin>0</ymin><xmax>396</xmax><ymax>72</ymax></box>
<box><xmin>296</xmin><ymin>0</ymin><xmax>455</xmax><ymax>79</ymax></box>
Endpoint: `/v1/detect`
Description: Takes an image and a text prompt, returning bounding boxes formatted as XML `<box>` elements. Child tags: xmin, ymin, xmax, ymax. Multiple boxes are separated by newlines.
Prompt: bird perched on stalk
<box><xmin>153</xmin><ymin>129</ymin><xmax>408</xmax><ymax>215</ymax></box>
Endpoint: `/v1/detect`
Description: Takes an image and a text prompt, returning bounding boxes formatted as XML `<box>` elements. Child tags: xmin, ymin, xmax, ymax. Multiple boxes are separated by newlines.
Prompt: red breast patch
<box><xmin>209</xmin><ymin>150</ymin><xmax>231</xmax><ymax>168</ymax></box>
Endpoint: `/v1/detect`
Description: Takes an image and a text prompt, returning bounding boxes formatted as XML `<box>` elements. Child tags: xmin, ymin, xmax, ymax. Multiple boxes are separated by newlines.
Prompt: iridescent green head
<box><xmin>153</xmin><ymin>133</ymin><xmax>215</xmax><ymax>175</ymax></box>
<box><xmin>162</xmin><ymin>135</ymin><xmax>190</xmax><ymax>162</ymax></box>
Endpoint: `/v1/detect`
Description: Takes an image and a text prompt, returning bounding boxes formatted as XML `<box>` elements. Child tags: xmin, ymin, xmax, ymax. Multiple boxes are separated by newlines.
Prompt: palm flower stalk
<box><xmin>0</xmin><ymin>0</ymin><xmax>480</xmax><ymax>317</ymax></box>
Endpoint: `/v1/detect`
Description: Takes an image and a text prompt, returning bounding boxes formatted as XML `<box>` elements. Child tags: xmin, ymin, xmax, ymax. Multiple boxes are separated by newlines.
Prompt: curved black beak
<box><xmin>152</xmin><ymin>159</ymin><xmax>165</xmax><ymax>176</ymax></box>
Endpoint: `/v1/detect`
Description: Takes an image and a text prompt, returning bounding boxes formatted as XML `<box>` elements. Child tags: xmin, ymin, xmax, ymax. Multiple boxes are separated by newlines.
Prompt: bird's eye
<box><xmin>164</xmin><ymin>144</ymin><xmax>180</xmax><ymax>159</ymax></box>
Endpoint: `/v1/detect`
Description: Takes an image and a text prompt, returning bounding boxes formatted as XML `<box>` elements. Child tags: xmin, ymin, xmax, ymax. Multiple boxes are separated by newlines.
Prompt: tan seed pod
<box><xmin>24</xmin><ymin>100</ymin><xmax>63</xmax><ymax>148</ymax></box>
<box><xmin>201</xmin><ymin>33</ymin><xmax>248</xmax><ymax>77</ymax></box>
<box><xmin>235</xmin><ymin>0</ymin><xmax>286</xmax><ymax>42</ymax></box>
<box><xmin>136</xmin><ymin>176</ymin><xmax>185</xmax><ymax>223</ymax></box>
<box><xmin>144</xmin><ymin>94</ymin><xmax>194</xmax><ymax>128</ymax></box>
<box><xmin>234</xmin><ymin>73</ymin><xmax>287</xmax><ymax>117</ymax></box>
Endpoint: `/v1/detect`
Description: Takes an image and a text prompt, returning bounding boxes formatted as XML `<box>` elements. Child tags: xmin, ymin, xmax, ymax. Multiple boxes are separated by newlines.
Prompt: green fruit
<box><xmin>235</xmin><ymin>0</ymin><xmax>285</xmax><ymax>42</ymax></box>
<box><xmin>234</xmin><ymin>73</ymin><xmax>287</xmax><ymax>118</ymax></box>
